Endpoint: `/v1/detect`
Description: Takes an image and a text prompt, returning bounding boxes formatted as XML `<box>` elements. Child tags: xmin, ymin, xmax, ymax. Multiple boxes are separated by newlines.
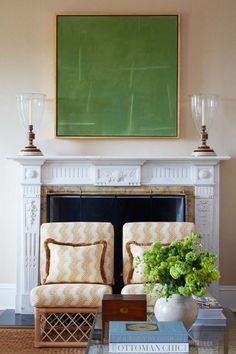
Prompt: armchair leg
<box><xmin>34</xmin><ymin>308</ymin><xmax>42</xmax><ymax>348</ymax></box>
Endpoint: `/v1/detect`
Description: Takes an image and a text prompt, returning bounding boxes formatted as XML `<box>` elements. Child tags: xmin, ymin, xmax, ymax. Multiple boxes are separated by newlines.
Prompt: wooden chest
<box><xmin>102</xmin><ymin>294</ymin><xmax>147</xmax><ymax>341</ymax></box>
<box><xmin>102</xmin><ymin>294</ymin><xmax>147</xmax><ymax>321</ymax></box>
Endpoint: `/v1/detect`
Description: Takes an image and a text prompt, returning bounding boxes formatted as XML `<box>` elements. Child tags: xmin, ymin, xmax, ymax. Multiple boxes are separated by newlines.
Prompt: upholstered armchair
<box><xmin>121</xmin><ymin>221</ymin><xmax>195</xmax><ymax>306</ymax></box>
<box><xmin>30</xmin><ymin>221</ymin><xmax>114</xmax><ymax>348</ymax></box>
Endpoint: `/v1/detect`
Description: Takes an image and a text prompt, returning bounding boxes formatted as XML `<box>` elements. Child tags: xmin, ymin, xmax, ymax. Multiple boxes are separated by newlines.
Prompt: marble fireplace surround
<box><xmin>10</xmin><ymin>155</ymin><xmax>230</xmax><ymax>314</ymax></box>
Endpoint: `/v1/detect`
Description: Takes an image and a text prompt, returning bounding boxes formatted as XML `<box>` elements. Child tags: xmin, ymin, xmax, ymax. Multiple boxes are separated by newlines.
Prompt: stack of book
<box><xmin>109</xmin><ymin>320</ymin><xmax>189</xmax><ymax>353</ymax></box>
<box><xmin>192</xmin><ymin>295</ymin><xmax>226</xmax><ymax>326</ymax></box>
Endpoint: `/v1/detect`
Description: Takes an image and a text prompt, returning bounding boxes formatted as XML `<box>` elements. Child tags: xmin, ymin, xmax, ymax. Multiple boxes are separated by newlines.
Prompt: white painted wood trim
<box><xmin>0</xmin><ymin>284</ymin><xmax>16</xmax><ymax>309</ymax></box>
<box><xmin>7</xmin><ymin>155</ymin><xmax>230</xmax><ymax>313</ymax></box>
<box><xmin>8</xmin><ymin>155</ymin><xmax>230</xmax><ymax>163</ymax></box>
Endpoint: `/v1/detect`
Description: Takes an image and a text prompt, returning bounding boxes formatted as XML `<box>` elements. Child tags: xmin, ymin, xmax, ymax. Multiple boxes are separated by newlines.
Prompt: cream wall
<box><xmin>0</xmin><ymin>0</ymin><xmax>236</xmax><ymax>295</ymax></box>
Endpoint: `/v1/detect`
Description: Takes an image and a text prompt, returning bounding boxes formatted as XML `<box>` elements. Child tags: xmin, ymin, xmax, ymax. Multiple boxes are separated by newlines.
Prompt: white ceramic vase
<box><xmin>154</xmin><ymin>294</ymin><xmax>198</xmax><ymax>329</ymax></box>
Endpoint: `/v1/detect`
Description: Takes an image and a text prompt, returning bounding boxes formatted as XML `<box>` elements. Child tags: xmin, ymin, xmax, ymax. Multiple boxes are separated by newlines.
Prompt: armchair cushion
<box><xmin>121</xmin><ymin>284</ymin><xmax>160</xmax><ymax>306</ymax></box>
<box><xmin>30</xmin><ymin>283</ymin><xmax>112</xmax><ymax>307</ymax></box>
<box><xmin>44</xmin><ymin>239</ymin><xmax>107</xmax><ymax>284</ymax></box>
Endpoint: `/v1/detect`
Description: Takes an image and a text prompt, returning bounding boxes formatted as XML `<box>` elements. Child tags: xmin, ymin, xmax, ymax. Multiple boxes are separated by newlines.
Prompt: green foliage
<box><xmin>135</xmin><ymin>232</ymin><xmax>220</xmax><ymax>298</ymax></box>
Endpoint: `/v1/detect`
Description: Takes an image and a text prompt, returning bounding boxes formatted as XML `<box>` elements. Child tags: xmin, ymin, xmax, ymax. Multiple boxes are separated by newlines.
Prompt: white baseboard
<box><xmin>219</xmin><ymin>285</ymin><xmax>236</xmax><ymax>312</ymax></box>
<box><xmin>0</xmin><ymin>283</ymin><xmax>16</xmax><ymax>309</ymax></box>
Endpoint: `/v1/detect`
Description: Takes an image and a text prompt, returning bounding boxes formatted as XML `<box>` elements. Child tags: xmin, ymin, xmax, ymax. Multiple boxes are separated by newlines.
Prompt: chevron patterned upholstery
<box><xmin>30</xmin><ymin>221</ymin><xmax>114</xmax><ymax>348</ymax></box>
<box><xmin>121</xmin><ymin>222</ymin><xmax>195</xmax><ymax>305</ymax></box>
<box><xmin>31</xmin><ymin>283</ymin><xmax>112</xmax><ymax>307</ymax></box>
<box><xmin>40</xmin><ymin>222</ymin><xmax>114</xmax><ymax>286</ymax></box>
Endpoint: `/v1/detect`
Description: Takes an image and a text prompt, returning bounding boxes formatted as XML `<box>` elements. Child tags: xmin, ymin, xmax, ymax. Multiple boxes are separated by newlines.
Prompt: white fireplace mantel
<box><xmin>9</xmin><ymin>155</ymin><xmax>230</xmax><ymax>314</ymax></box>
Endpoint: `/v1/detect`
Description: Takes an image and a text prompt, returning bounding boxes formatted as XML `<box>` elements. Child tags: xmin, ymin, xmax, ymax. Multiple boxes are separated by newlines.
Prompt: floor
<box><xmin>0</xmin><ymin>309</ymin><xmax>34</xmax><ymax>328</ymax></box>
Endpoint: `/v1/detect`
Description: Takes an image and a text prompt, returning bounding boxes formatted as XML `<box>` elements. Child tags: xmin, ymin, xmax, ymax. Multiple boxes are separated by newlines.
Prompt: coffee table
<box><xmin>86</xmin><ymin>308</ymin><xmax>236</xmax><ymax>354</ymax></box>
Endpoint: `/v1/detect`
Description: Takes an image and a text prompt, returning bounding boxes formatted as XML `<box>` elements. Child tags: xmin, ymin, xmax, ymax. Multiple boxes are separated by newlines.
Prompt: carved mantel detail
<box><xmin>25</xmin><ymin>200</ymin><xmax>37</xmax><ymax>226</ymax></box>
<box><xmin>9</xmin><ymin>155</ymin><xmax>230</xmax><ymax>314</ymax></box>
<box><xmin>95</xmin><ymin>165</ymin><xmax>141</xmax><ymax>186</ymax></box>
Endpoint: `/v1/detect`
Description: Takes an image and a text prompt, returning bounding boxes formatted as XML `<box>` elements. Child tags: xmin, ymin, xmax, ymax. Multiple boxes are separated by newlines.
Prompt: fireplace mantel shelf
<box><xmin>9</xmin><ymin>154</ymin><xmax>230</xmax><ymax>314</ymax></box>
<box><xmin>9</xmin><ymin>154</ymin><xmax>230</xmax><ymax>165</ymax></box>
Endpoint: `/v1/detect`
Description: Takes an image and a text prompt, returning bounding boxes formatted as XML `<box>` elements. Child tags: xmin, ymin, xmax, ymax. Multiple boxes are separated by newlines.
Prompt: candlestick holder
<box><xmin>16</xmin><ymin>93</ymin><xmax>46</xmax><ymax>156</ymax></box>
<box><xmin>20</xmin><ymin>124</ymin><xmax>43</xmax><ymax>155</ymax></box>
<box><xmin>192</xmin><ymin>124</ymin><xmax>216</xmax><ymax>156</ymax></box>
<box><xmin>190</xmin><ymin>94</ymin><xmax>218</xmax><ymax>156</ymax></box>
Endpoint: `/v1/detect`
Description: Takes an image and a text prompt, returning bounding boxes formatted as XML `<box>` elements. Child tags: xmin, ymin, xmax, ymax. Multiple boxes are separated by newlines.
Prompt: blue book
<box><xmin>109</xmin><ymin>321</ymin><xmax>189</xmax><ymax>343</ymax></box>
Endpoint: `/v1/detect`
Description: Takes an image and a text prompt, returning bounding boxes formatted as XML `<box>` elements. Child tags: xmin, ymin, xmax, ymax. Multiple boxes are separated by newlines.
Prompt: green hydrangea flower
<box><xmin>186</xmin><ymin>251</ymin><xmax>197</xmax><ymax>262</ymax></box>
<box><xmin>135</xmin><ymin>232</ymin><xmax>220</xmax><ymax>298</ymax></box>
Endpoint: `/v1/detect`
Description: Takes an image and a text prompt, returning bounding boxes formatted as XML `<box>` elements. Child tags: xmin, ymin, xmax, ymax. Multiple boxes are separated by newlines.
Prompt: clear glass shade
<box><xmin>190</xmin><ymin>94</ymin><xmax>218</xmax><ymax>133</ymax></box>
<box><xmin>16</xmin><ymin>93</ymin><xmax>46</xmax><ymax>130</ymax></box>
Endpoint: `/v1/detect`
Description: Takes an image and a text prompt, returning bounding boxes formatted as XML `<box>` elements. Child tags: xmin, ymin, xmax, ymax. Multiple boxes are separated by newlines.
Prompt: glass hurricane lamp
<box><xmin>16</xmin><ymin>93</ymin><xmax>46</xmax><ymax>156</ymax></box>
<box><xmin>190</xmin><ymin>94</ymin><xmax>218</xmax><ymax>156</ymax></box>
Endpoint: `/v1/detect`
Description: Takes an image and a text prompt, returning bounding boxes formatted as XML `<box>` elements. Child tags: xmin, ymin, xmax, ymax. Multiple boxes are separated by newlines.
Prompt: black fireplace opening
<box><xmin>46</xmin><ymin>194</ymin><xmax>186</xmax><ymax>293</ymax></box>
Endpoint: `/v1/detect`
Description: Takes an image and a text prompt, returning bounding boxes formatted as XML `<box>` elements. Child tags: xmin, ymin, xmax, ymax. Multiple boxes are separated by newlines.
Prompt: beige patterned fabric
<box><xmin>40</xmin><ymin>222</ymin><xmax>114</xmax><ymax>285</ymax></box>
<box><xmin>122</xmin><ymin>222</ymin><xmax>195</xmax><ymax>284</ymax></box>
<box><xmin>127</xmin><ymin>242</ymin><xmax>152</xmax><ymax>284</ymax></box>
<box><xmin>121</xmin><ymin>284</ymin><xmax>160</xmax><ymax>306</ymax></box>
<box><xmin>30</xmin><ymin>283</ymin><xmax>112</xmax><ymax>307</ymax></box>
<box><xmin>44</xmin><ymin>239</ymin><xmax>107</xmax><ymax>284</ymax></box>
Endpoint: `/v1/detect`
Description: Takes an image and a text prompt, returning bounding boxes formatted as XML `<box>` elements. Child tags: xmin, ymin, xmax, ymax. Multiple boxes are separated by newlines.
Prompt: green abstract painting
<box><xmin>56</xmin><ymin>14</ymin><xmax>179</xmax><ymax>138</ymax></box>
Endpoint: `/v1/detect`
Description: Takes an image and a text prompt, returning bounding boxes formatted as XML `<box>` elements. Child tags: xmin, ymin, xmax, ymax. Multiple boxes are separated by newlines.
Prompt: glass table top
<box><xmin>86</xmin><ymin>308</ymin><xmax>236</xmax><ymax>354</ymax></box>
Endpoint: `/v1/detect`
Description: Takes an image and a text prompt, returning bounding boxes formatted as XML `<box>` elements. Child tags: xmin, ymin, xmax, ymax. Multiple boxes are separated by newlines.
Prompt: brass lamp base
<box><xmin>192</xmin><ymin>146</ymin><xmax>216</xmax><ymax>156</ymax></box>
<box><xmin>18</xmin><ymin>124</ymin><xmax>43</xmax><ymax>156</ymax></box>
<box><xmin>192</xmin><ymin>125</ymin><xmax>216</xmax><ymax>157</ymax></box>
<box><xmin>19</xmin><ymin>145</ymin><xmax>43</xmax><ymax>156</ymax></box>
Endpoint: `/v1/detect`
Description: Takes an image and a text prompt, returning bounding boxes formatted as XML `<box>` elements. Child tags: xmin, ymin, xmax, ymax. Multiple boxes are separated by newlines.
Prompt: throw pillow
<box><xmin>126</xmin><ymin>241</ymin><xmax>152</xmax><ymax>284</ymax></box>
<box><xmin>43</xmin><ymin>238</ymin><xmax>107</xmax><ymax>284</ymax></box>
